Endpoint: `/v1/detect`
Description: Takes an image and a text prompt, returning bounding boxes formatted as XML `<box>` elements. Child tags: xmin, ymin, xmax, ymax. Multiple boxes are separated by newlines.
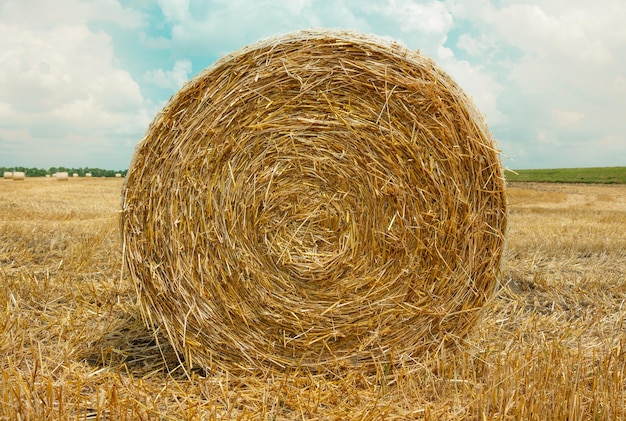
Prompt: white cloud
<box><xmin>492</xmin><ymin>4</ymin><xmax>613</xmax><ymax>63</ymax></box>
<box><xmin>0</xmin><ymin>20</ymin><xmax>150</xmax><ymax>167</ymax></box>
<box><xmin>0</xmin><ymin>23</ymin><xmax>145</xmax><ymax>112</ymax></box>
<box><xmin>552</xmin><ymin>109</ymin><xmax>584</xmax><ymax>127</ymax></box>
<box><xmin>360</xmin><ymin>0</ymin><xmax>453</xmax><ymax>55</ymax></box>
<box><xmin>144</xmin><ymin>59</ymin><xmax>193</xmax><ymax>91</ymax></box>
<box><xmin>437</xmin><ymin>45</ymin><xmax>454</xmax><ymax>59</ymax></box>
<box><xmin>614</xmin><ymin>77</ymin><xmax>626</xmax><ymax>93</ymax></box>
<box><xmin>157</xmin><ymin>0</ymin><xmax>190</xmax><ymax>22</ymax></box>
<box><xmin>380</xmin><ymin>0</ymin><xmax>453</xmax><ymax>34</ymax></box>
<box><xmin>446</xmin><ymin>0</ymin><xmax>626</xmax><ymax>168</ymax></box>
<box><xmin>284</xmin><ymin>0</ymin><xmax>314</xmax><ymax>15</ymax></box>
<box><xmin>0</xmin><ymin>0</ymin><xmax>144</xmax><ymax>27</ymax></box>
<box><xmin>456</xmin><ymin>33</ymin><xmax>491</xmax><ymax>56</ymax></box>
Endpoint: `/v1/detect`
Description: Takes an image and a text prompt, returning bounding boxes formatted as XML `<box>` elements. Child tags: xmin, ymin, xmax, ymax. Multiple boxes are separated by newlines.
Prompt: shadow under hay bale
<box><xmin>122</xmin><ymin>29</ymin><xmax>508</xmax><ymax>373</ymax></box>
<box><xmin>82</xmin><ymin>308</ymin><xmax>194</xmax><ymax>378</ymax></box>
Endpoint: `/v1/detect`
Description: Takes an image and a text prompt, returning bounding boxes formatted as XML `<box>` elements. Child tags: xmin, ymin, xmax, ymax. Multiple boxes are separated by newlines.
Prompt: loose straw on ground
<box><xmin>122</xmin><ymin>29</ymin><xmax>508</xmax><ymax>373</ymax></box>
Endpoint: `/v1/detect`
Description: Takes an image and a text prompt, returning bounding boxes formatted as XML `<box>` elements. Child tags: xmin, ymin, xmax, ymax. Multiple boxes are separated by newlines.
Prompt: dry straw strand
<box><xmin>122</xmin><ymin>29</ymin><xmax>508</xmax><ymax>373</ymax></box>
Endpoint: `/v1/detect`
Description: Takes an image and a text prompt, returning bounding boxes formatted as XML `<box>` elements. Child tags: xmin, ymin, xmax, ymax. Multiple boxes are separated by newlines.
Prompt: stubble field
<box><xmin>1</xmin><ymin>178</ymin><xmax>625</xmax><ymax>420</ymax></box>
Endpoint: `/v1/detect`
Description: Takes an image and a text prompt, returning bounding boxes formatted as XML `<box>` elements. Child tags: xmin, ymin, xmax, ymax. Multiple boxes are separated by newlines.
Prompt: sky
<box><xmin>1</xmin><ymin>0</ymin><xmax>625</xmax><ymax>170</ymax></box>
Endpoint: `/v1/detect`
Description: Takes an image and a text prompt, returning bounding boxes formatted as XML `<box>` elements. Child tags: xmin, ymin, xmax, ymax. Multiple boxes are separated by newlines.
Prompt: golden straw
<box><xmin>122</xmin><ymin>29</ymin><xmax>508</xmax><ymax>373</ymax></box>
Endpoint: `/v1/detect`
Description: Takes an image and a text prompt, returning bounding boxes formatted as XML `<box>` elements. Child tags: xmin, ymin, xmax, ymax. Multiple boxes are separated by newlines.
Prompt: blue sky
<box><xmin>1</xmin><ymin>0</ymin><xmax>624</xmax><ymax>170</ymax></box>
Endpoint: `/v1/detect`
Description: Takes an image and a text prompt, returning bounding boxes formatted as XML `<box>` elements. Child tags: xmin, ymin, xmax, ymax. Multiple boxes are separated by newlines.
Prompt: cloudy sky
<box><xmin>1</xmin><ymin>0</ymin><xmax>624</xmax><ymax>170</ymax></box>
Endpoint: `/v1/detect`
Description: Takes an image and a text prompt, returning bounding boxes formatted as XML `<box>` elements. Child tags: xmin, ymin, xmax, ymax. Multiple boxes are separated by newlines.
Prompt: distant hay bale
<box><xmin>56</xmin><ymin>172</ymin><xmax>69</xmax><ymax>181</ymax></box>
<box><xmin>3</xmin><ymin>171</ymin><xmax>12</xmax><ymax>179</ymax></box>
<box><xmin>115</xmin><ymin>173</ymin><xmax>122</xmax><ymax>178</ymax></box>
<box><xmin>122</xmin><ymin>30</ymin><xmax>508</xmax><ymax>373</ymax></box>
<box><xmin>12</xmin><ymin>171</ymin><xmax>25</xmax><ymax>180</ymax></box>
<box><xmin>85</xmin><ymin>173</ymin><xmax>92</xmax><ymax>177</ymax></box>
<box><xmin>73</xmin><ymin>173</ymin><xmax>79</xmax><ymax>178</ymax></box>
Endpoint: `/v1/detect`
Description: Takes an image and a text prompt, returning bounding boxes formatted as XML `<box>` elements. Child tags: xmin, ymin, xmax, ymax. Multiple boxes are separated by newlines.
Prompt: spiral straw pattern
<box><xmin>122</xmin><ymin>30</ymin><xmax>508</xmax><ymax>372</ymax></box>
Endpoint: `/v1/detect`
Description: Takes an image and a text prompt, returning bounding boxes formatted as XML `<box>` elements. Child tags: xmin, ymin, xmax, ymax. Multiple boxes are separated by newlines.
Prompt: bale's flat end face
<box><xmin>122</xmin><ymin>29</ymin><xmax>507</xmax><ymax>373</ymax></box>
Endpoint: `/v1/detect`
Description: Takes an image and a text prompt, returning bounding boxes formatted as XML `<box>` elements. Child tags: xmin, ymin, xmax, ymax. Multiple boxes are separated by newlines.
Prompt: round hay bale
<box><xmin>122</xmin><ymin>30</ymin><xmax>508</xmax><ymax>372</ymax></box>
<box><xmin>12</xmin><ymin>171</ymin><xmax>25</xmax><ymax>180</ymax></box>
<box><xmin>3</xmin><ymin>171</ymin><xmax>12</xmax><ymax>179</ymax></box>
<box><xmin>85</xmin><ymin>172</ymin><xmax>92</xmax><ymax>177</ymax></box>
<box><xmin>56</xmin><ymin>172</ymin><xmax>69</xmax><ymax>181</ymax></box>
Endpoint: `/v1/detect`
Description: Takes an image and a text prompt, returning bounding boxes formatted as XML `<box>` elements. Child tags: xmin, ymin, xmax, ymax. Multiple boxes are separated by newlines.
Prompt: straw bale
<box><xmin>85</xmin><ymin>173</ymin><xmax>92</xmax><ymax>177</ymax></box>
<box><xmin>122</xmin><ymin>29</ymin><xmax>508</xmax><ymax>373</ymax></box>
<box><xmin>73</xmin><ymin>173</ymin><xmax>79</xmax><ymax>178</ymax></box>
<box><xmin>115</xmin><ymin>173</ymin><xmax>122</xmax><ymax>178</ymax></box>
<box><xmin>12</xmin><ymin>171</ymin><xmax>25</xmax><ymax>180</ymax></box>
<box><xmin>56</xmin><ymin>172</ymin><xmax>69</xmax><ymax>181</ymax></box>
<box><xmin>3</xmin><ymin>171</ymin><xmax>12</xmax><ymax>179</ymax></box>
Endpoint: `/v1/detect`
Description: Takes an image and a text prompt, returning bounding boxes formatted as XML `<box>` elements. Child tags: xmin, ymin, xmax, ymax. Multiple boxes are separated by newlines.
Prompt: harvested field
<box><xmin>1</xmin><ymin>178</ymin><xmax>625</xmax><ymax>420</ymax></box>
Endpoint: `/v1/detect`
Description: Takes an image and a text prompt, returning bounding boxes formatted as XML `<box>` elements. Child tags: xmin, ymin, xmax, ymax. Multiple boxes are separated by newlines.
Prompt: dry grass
<box><xmin>1</xmin><ymin>178</ymin><xmax>624</xmax><ymax>419</ymax></box>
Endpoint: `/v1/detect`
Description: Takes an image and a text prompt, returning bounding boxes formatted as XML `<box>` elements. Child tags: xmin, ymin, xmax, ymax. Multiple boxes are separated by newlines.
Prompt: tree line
<box><xmin>1</xmin><ymin>166</ymin><xmax>128</xmax><ymax>177</ymax></box>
